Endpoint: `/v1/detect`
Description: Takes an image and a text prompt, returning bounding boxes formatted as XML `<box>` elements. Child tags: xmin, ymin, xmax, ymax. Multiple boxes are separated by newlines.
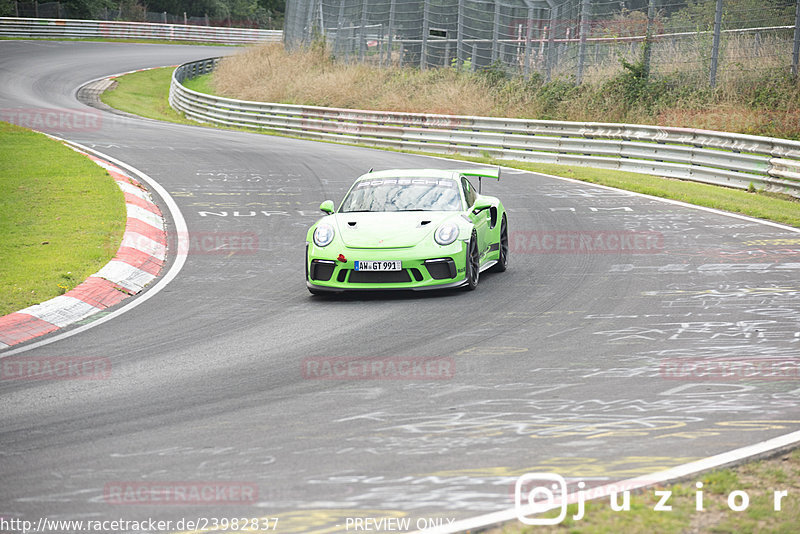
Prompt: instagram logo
<box><xmin>515</xmin><ymin>473</ymin><xmax>569</xmax><ymax>525</ymax></box>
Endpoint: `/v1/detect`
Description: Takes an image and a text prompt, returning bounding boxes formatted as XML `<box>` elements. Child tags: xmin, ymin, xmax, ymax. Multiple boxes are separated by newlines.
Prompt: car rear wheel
<box><xmin>491</xmin><ymin>215</ymin><xmax>508</xmax><ymax>273</ymax></box>
<box><xmin>465</xmin><ymin>231</ymin><xmax>479</xmax><ymax>290</ymax></box>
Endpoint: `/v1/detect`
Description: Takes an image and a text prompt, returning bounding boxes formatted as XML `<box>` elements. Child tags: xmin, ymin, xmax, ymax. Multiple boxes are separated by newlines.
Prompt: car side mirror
<box><xmin>320</xmin><ymin>200</ymin><xmax>335</xmax><ymax>214</ymax></box>
<box><xmin>472</xmin><ymin>199</ymin><xmax>492</xmax><ymax>213</ymax></box>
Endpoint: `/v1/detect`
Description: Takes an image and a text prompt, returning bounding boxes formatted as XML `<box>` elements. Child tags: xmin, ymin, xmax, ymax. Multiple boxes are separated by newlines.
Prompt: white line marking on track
<box><xmin>411</xmin><ymin>153</ymin><xmax>800</xmax><ymax>533</ymax></box>
<box><xmin>410</xmin><ymin>429</ymin><xmax>800</xmax><ymax>533</ymax></box>
<box><xmin>0</xmin><ymin>141</ymin><xmax>189</xmax><ymax>356</ymax></box>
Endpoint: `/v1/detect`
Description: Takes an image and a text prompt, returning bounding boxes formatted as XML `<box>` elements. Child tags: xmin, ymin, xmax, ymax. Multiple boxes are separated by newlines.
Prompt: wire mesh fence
<box><xmin>284</xmin><ymin>0</ymin><xmax>799</xmax><ymax>84</ymax></box>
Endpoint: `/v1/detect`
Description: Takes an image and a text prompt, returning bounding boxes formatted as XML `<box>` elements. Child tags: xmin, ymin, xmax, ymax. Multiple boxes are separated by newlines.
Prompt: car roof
<box><xmin>354</xmin><ymin>169</ymin><xmax>461</xmax><ymax>181</ymax></box>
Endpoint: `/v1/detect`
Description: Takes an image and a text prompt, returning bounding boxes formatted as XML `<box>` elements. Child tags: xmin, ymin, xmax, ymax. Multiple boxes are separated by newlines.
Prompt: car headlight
<box><xmin>313</xmin><ymin>224</ymin><xmax>335</xmax><ymax>247</ymax></box>
<box><xmin>434</xmin><ymin>222</ymin><xmax>459</xmax><ymax>246</ymax></box>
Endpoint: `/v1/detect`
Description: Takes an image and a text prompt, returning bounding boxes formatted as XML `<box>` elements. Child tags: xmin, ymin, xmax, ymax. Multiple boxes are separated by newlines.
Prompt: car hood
<box><xmin>332</xmin><ymin>211</ymin><xmax>458</xmax><ymax>248</ymax></box>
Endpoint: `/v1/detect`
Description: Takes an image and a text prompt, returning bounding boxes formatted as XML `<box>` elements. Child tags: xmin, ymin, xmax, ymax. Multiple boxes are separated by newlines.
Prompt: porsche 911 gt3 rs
<box><xmin>306</xmin><ymin>168</ymin><xmax>508</xmax><ymax>293</ymax></box>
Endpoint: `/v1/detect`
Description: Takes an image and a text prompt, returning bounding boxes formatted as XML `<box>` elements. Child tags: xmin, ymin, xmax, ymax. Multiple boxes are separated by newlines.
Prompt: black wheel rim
<box><xmin>499</xmin><ymin>219</ymin><xmax>508</xmax><ymax>266</ymax></box>
<box><xmin>469</xmin><ymin>237</ymin><xmax>479</xmax><ymax>285</ymax></box>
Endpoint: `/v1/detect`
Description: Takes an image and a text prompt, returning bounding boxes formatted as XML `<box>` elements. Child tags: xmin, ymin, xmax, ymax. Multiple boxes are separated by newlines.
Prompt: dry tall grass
<box><xmin>211</xmin><ymin>42</ymin><xmax>800</xmax><ymax>139</ymax></box>
<box><xmin>213</xmin><ymin>43</ymin><xmax>498</xmax><ymax>115</ymax></box>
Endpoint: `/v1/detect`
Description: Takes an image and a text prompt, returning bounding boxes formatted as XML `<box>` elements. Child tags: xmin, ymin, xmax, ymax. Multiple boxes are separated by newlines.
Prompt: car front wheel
<box><xmin>491</xmin><ymin>214</ymin><xmax>508</xmax><ymax>273</ymax></box>
<box><xmin>464</xmin><ymin>231</ymin><xmax>479</xmax><ymax>290</ymax></box>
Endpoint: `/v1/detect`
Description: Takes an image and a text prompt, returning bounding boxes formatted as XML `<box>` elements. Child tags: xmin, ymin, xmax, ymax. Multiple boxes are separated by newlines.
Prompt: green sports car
<box><xmin>305</xmin><ymin>168</ymin><xmax>508</xmax><ymax>293</ymax></box>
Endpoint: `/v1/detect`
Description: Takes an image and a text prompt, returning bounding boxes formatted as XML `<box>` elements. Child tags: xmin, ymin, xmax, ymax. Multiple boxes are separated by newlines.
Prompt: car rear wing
<box><xmin>456</xmin><ymin>167</ymin><xmax>501</xmax><ymax>193</ymax></box>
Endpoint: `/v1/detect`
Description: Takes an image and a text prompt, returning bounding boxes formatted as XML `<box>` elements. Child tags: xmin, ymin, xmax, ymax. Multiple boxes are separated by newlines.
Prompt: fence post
<box><xmin>305</xmin><ymin>0</ymin><xmax>315</xmax><ymax>44</ymax></box>
<box><xmin>524</xmin><ymin>4</ymin><xmax>534</xmax><ymax>78</ymax></box>
<box><xmin>793</xmin><ymin>0</ymin><xmax>800</xmax><ymax>78</ymax></box>
<box><xmin>491</xmin><ymin>0</ymin><xmax>500</xmax><ymax>63</ymax></box>
<box><xmin>575</xmin><ymin>0</ymin><xmax>590</xmax><ymax>84</ymax></box>
<box><xmin>456</xmin><ymin>0</ymin><xmax>464</xmax><ymax>69</ymax></box>
<box><xmin>546</xmin><ymin>4</ymin><xmax>558</xmax><ymax>82</ymax></box>
<box><xmin>359</xmin><ymin>0</ymin><xmax>368</xmax><ymax>61</ymax></box>
<box><xmin>386</xmin><ymin>0</ymin><xmax>396</xmax><ymax>67</ymax></box>
<box><xmin>421</xmin><ymin>0</ymin><xmax>430</xmax><ymax>69</ymax></box>
<box><xmin>471</xmin><ymin>42</ymin><xmax>477</xmax><ymax>71</ymax></box>
<box><xmin>709</xmin><ymin>0</ymin><xmax>723</xmax><ymax>87</ymax></box>
<box><xmin>642</xmin><ymin>0</ymin><xmax>657</xmax><ymax>79</ymax></box>
<box><xmin>335</xmin><ymin>0</ymin><xmax>345</xmax><ymax>60</ymax></box>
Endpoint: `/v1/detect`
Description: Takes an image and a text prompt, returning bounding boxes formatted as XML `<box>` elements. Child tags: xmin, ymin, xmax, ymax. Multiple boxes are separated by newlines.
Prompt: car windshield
<box><xmin>339</xmin><ymin>178</ymin><xmax>462</xmax><ymax>212</ymax></box>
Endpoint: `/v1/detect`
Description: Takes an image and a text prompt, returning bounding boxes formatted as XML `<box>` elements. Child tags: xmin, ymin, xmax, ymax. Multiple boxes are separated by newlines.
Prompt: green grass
<box><xmin>488</xmin><ymin>451</ymin><xmax>800</xmax><ymax>533</ymax></box>
<box><xmin>103</xmin><ymin>67</ymin><xmax>800</xmax><ymax>230</ymax></box>
<box><xmin>101</xmin><ymin>68</ymin><xmax>198</xmax><ymax>124</ymax></box>
<box><xmin>0</xmin><ymin>122</ymin><xmax>126</xmax><ymax>316</ymax></box>
<box><xmin>182</xmin><ymin>72</ymin><xmax>216</xmax><ymax>94</ymax></box>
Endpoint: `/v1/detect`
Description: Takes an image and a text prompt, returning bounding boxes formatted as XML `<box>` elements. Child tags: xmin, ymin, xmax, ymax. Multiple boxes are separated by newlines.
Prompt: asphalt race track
<box><xmin>2</xmin><ymin>40</ymin><xmax>800</xmax><ymax>532</ymax></box>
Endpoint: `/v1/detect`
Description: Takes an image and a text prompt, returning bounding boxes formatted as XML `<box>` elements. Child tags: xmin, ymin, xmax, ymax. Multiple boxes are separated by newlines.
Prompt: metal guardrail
<box><xmin>169</xmin><ymin>57</ymin><xmax>800</xmax><ymax>198</ymax></box>
<box><xmin>0</xmin><ymin>17</ymin><xmax>282</xmax><ymax>44</ymax></box>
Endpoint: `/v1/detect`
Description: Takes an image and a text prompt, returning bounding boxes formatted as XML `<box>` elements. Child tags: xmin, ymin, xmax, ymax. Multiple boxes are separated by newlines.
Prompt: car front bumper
<box><xmin>306</xmin><ymin>241</ymin><xmax>469</xmax><ymax>292</ymax></box>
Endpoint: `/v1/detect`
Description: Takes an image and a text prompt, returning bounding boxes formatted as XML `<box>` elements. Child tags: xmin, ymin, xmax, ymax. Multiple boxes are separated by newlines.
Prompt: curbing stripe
<box><xmin>93</xmin><ymin>261</ymin><xmax>157</xmax><ymax>293</ymax></box>
<box><xmin>116</xmin><ymin>179</ymin><xmax>151</xmax><ymax>200</ymax></box>
<box><xmin>125</xmin><ymin>217</ymin><xmax>166</xmax><ymax>244</ymax></box>
<box><xmin>120</xmin><ymin>231</ymin><xmax>167</xmax><ymax>260</ymax></box>
<box><xmin>20</xmin><ymin>296</ymin><xmax>101</xmax><ymax>328</ymax></box>
<box><xmin>127</xmin><ymin>203</ymin><xmax>163</xmax><ymax>229</ymax></box>
<box><xmin>0</xmin><ymin>313</ymin><xmax>60</xmax><ymax>346</ymax></box>
<box><xmin>114</xmin><ymin>247</ymin><xmax>164</xmax><ymax>276</ymax></box>
<box><xmin>123</xmin><ymin>191</ymin><xmax>162</xmax><ymax>214</ymax></box>
<box><xmin>0</xmin><ymin>146</ymin><xmax>168</xmax><ymax>349</ymax></box>
<box><xmin>64</xmin><ymin>277</ymin><xmax>131</xmax><ymax>308</ymax></box>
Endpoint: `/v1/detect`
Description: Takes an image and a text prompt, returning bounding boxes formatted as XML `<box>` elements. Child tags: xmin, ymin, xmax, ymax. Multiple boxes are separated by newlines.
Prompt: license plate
<box><xmin>355</xmin><ymin>260</ymin><xmax>402</xmax><ymax>271</ymax></box>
